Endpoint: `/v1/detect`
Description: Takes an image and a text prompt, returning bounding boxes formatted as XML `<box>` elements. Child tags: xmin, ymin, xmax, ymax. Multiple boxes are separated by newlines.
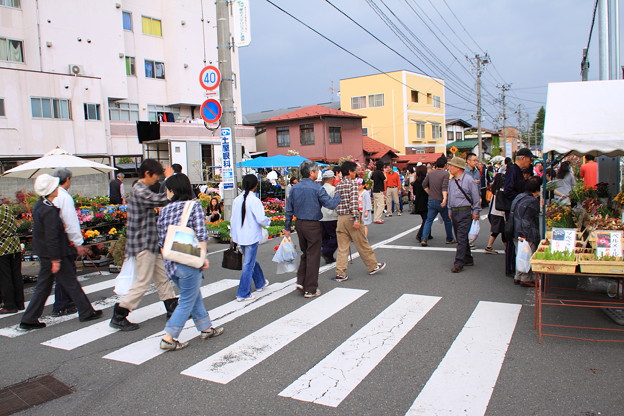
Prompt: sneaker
<box><xmin>469</xmin><ymin>242</ymin><xmax>477</xmax><ymax>250</ymax></box>
<box><xmin>374</xmin><ymin>220</ymin><xmax>385</xmax><ymax>224</ymax></box>
<box><xmin>295</xmin><ymin>284</ymin><xmax>304</xmax><ymax>292</ymax></box>
<box><xmin>484</xmin><ymin>246</ymin><xmax>498</xmax><ymax>254</ymax></box>
<box><xmin>369</xmin><ymin>262</ymin><xmax>386</xmax><ymax>275</ymax></box>
<box><xmin>446</xmin><ymin>239</ymin><xmax>457</xmax><ymax>244</ymax></box>
<box><xmin>421</xmin><ymin>239</ymin><xmax>428</xmax><ymax>247</ymax></box>
<box><xmin>333</xmin><ymin>274</ymin><xmax>349</xmax><ymax>282</ymax></box>
<box><xmin>256</xmin><ymin>280</ymin><xmax>270</xmax><ymax>292</ymax></box>
<box><xmin>304</xmin><ymin>289</ymin><xmax>322</xmax><ymax>298</ymax></box>
<box><xmin>236</xmin><ymin>294</ymin><xmax>256</xmax><ymax>302</ymax></box>
<box><xmin>398</xmin><ymin>211</ymin><xmax>402</xmax><ymax>216</ymax></box>
<box><xmin>386</xmin><ymin>214</ymin><xmax>393</xmax><ymax>217</ymax></box>
<box><xmin>199</xmin><ymin>326</ymin><xmax>225</xmax><ymax>340</ymax></box>
<box><xmin>160</xmin><ymin>338</ymin><xmax>189</xmax><ymax>351</ymax></box>
<box><xmin>19</xmin><ymin>321</ymin><xmax>46</xmax><ymax>330</ymax></box>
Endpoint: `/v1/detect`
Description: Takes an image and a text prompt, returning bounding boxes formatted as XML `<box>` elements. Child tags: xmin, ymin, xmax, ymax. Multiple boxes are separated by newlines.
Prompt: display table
<box><xmin>534</xmin><ymin>270</ymin><xmax>624</xmax><ymax>343</ymax></box>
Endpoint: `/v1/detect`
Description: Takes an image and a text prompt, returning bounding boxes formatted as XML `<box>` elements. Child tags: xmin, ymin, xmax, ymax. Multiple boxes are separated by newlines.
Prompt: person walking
<box><xmin>579</xmin><ymin>154</ymin><xmax>598</xmax><ymax>189</ymax></box>
<box><xmin>109</xmin><ymin>159</ymin><xmax>178</xmax><ymax>331</ymax></box>
<box><xmin>284</xmin><ymin>160</ymin><xmax>340</xmax><ymax>298</ymax></box>
<box><xmin>511</xmin><ymin>176</ymin><xmax>542</xmax><ymax>287</ymax></box>
<box><xmin>320</xmin><ymin>170</ymin><xmax>339</xmax><ymax>264</ymax></box>
<box><xmin>412</xmin><ymin>165</ymin><xmax>431</xmax><ymax>242</ymax></box>
<box><xmin>447</xmin><ymin>157</ymin><xmax>481</xmax><ymax>273</ymax></box>
<box><xmin>334</xmin><ymin>161</ymin><xmax>386</xmax><ymax>282</ymax></box>
<box><xmin>465</xmin><ymin>153</ymin><xmax>481</xmax><ymax>186</ymax></box>
<box><xmin>108</xmin><ymin>172</ymin><xmax>126</xmax><ymax>205</ymax></box>
<box><xmin>0</xmin><ymin>201</ymin><xmax>24</xmax><ymax>314</ymax></box>
<box><xmin>231</xmin><ymin>174</ymin><xmax>271</xmax><ymax>302</ymax></box>
<box><xmin>20</xmin><ymin>174</ymin><xmax>102</xmax><ymax>330</ymax></box>
<box><xmin>384</xmin><ymin>165</ymin><xmax>401</xmax><ymax>216</ymax></box>
<box><xmin>157</xmin><ymin>174</ymin><xmax>224</xmax><ymax>351</ymax></box>
<box><xmin>357</xmin><ymin>178</ymin><xmax>372</xmax><ymax>238</ymax></box>
<box><xmin>370</xmin><ymin>161</ymin><xmax>386</xmax><ymax>223</ymax></box>
<box><xmin>420</xmin><ymin>156</ymin><xmax>454</xmax><ymax>246</ymax></box>
<box><xmin>484</xmin><ymin>173</ymin><xmax>506</xmax><ymax>254</ymax></box>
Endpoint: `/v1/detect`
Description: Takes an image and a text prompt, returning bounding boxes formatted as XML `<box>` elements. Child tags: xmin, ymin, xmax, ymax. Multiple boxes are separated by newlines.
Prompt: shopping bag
<box><xmin>259</xmin><ymin>227</ymin><xmax>269</xmax><ymax>245</ymax></box>
<box><xmin>222</xmin><ymin>242</ymin><xmax>243</xmax><ymax>270</ymax></box>
<box><xmin>114</xmin><ymin>256</ymin><xmax>136</xmax><ymax>296</ymax></box>
<box><xmin>272</xmin><ymin>237</ymin><xmax>298</xmax><ymax>274</ymax></box>
<box><xmin>468</xmin><ymin>219</ymin><xmax>480</xmax><ymax>243</ymax></box>
<box><xmin>516</xmin><ymin>240</ymin><xmax>533</xmax><ymax>274</ymax></box>
<box><xmin>162</xmin><ymin>201</ymin><xmax>206</xmax><ymax>268</ymax></box>
<box><xmin>485</xmin><ymin>189</ymin><xmax>493</xmax><ymax>202</ymax></box>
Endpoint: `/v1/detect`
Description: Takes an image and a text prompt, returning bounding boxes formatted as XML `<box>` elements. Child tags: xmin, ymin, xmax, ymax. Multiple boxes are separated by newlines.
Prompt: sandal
<box><xmin>199</xmin><ymin>326</ymin><xmax>224</xmax><ymax>340</ymax></box>
<box><xmin>160</xmin><ymin>338</ymin><xmax>189</xmax><ymax>351</ymax></box>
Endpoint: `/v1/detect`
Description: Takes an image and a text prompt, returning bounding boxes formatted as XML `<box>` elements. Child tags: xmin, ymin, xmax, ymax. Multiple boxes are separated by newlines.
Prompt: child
<box><xmin>357</xmin><ymin>178</ymin><xmax>372</xmax><ymax>238</ymax></box>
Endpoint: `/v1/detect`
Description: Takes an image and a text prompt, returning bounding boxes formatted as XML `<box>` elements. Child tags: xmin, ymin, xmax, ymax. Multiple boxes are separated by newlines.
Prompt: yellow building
<box><xmin>340</xmin><ymin>71</ymin><xmax>446</xmax><ymax>155</ymax></box>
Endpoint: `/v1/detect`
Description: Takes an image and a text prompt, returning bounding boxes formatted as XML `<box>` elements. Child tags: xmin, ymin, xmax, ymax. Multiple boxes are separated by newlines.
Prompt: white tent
<box><xmin>543</xmin><ymin>80</ymin><xmax>624</xmax><ymax>156</ymax></box>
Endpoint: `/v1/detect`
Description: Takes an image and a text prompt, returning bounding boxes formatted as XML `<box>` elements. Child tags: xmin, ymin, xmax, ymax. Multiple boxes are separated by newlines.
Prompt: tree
<box><xmin>528</xmin><ymin>106</ymin><xmax>545</xmax><ymax>147</ymax></box>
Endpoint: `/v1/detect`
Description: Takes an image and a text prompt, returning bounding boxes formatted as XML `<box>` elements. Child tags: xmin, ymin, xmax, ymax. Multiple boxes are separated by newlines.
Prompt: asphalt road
<box><xmin>1</xmin><ymin>211</ymin><xmax>623</xmax><ymax>416</ymax></box>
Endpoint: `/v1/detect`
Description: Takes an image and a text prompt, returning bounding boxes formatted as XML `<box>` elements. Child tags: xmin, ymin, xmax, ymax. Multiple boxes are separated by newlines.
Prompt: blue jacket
<box><xmin>285</xmin><ymin>178</ymin><xmax>340</xmax><ymax>229</ymax></box>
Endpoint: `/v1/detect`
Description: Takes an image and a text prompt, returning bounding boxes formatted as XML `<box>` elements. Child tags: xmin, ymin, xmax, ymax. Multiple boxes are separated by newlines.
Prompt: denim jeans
<box><xmin>421</xmin><ymin>200</ymin><xmax>454</xmax><ymax>242</ymax></box>
<box><xmin>238</xmin><ymin>243</ymin><xmax>266</xmax><ymax>299</ymax></box>
<box><xmin>164</xmin><ymin>264</ymin><xmax>212</xmax><ymax>339</ymax></box>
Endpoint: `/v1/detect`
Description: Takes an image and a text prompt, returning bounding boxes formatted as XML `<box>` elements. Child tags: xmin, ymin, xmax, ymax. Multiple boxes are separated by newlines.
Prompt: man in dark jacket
<box><xmin>370</xmin><ymin>161</ymin><xmax>386</xmax><ymax>223</ymax></box>
<box><xmin>109</xmin><ymin>172</ymin><xmax>125</xmax><ymax>204</ymax></box>
<box><xmin>511</xmin><ymin>176</ymin><xmax>541</xmax><ymax>287</ymax></box>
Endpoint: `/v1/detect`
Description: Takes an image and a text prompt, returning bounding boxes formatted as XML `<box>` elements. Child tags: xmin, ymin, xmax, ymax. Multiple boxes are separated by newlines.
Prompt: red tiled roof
<box><xmin>396</xmin><ymin>153</ymin><xmax>444</xmax><ymax>165</ymax></box>
<box><xmin>362</xmin><ymin>136</ymin><xmax>399</xmax><ymax>159</ymax></box>
<box><xmin>261</xmin><ymin>105</ymin><xmax>365</xmax><ymax>123</ymax></box>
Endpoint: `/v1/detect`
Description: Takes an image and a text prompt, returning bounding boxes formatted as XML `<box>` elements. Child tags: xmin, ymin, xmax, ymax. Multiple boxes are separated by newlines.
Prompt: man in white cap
<box><xmin>320</xmin><ymin>170</ymin><xmax>338</xmax><ymax>264</ymax></box>
<box><xmin>20</xmin><ymin>174</ymin><xmax>102</xmax><ymax>330</ymax></box>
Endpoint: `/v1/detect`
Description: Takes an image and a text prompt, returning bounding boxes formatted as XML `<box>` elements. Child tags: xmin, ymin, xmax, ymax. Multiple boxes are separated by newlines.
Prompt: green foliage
<box><xmin>533</xmin><ymin>247</ymin><xmax>575</xmax><ymax>261</ymax></box>
<box><xmin>266</xmin><ymin>225</ymin><xmax>283</xmax><ymax>237</ymax></box>
<box><xmin>528</xmin><ymin>106</ymin><xmax>545</xmax><ymax>146</ymax></box>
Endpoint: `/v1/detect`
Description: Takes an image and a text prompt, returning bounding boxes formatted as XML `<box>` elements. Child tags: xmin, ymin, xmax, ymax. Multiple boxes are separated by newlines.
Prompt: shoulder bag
<box><xmin>162</xmin><ymin>201</ymin><xmax>206</xmax><ymax>268</ymax></box>
<box><xmin>453</xmin><ymin>177</ymin><xmax>474</xmax><ymax>206</ymax></box>
<box><xmin>222</xmin><ymin>242</ymin><xmax>243</xmax><ymax>270</ymax></box>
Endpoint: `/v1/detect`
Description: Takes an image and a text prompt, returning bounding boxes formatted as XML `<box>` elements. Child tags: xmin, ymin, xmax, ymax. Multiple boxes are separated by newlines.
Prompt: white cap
<box><xmin>34</xmin><ymin>174</ymin><xmax>60</xmax><ymax>196</ymax></box>
<box><xmin>322</xmin><ymin>170</ymin><xmax>335</xmax><ymax>179</ymax></box>
<box><xmin>416</xmin><ymin>162</ymin><xmax>423</xmax><ymax>166</ymax></box>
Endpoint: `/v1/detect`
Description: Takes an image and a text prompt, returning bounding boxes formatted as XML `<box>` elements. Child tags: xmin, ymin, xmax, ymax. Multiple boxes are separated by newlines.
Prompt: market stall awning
<box><xmin>1</xmin><ymin>148</ymin><xmax>115</xmax><ymax>178</ymax></box>
<box><xmin>236</xmin><ymin>155</ymin><xmax>327</xmax><ymax>168</ymax></box>
<box><xmin>543</xmin><ymin>80</ymin><xmax>624</xmax><ymax>156</ymax></box>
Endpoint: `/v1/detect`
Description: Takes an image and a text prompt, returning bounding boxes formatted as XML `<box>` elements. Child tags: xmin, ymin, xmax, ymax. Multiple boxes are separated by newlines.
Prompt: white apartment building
<box><xmin>0</xmin><ymin>0</ymin><xmax>253</xmax><ymax>191</ymax></box>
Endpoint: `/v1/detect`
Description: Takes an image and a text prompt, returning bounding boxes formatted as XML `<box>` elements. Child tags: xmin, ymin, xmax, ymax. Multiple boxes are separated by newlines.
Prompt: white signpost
<box><xmin>220</xmin><ymin>128</ymin><xmax>235</xmax><ymax>190</ymax></box>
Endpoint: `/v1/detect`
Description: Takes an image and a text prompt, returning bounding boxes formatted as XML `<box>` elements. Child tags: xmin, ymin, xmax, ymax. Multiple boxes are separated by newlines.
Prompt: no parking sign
<box><xmin>200</xmin><ymin>99</ymin><xmax>222</xmax><ymax>124</ymax></box>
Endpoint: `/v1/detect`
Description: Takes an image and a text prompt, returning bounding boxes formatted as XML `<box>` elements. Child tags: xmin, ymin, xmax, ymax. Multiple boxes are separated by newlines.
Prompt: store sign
<box><xmin>551</xmin><ymin>228</ymin><xmax>576</xmax><ymax>253</ymax></box>
<box><xmin>595</xmin><ymin>230</ymin><xmax>623</xmax><ymax>258</ymax></box>
<box><xmin>220</xmin><ymin>128</ymin><xmax>235</xmax><ymax>190</ymax></box>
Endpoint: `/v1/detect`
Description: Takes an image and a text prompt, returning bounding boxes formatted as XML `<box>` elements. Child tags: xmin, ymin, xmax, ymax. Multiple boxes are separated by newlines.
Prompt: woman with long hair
<box><xmin>412</xmin><ymin>165</ymin><xmax>431</xmax><ymax>242</ymax></box>
<box><xmin>208</xmin><ymin>197</ymin><xmax>221</xmax><ymax>222</ymax></box>
<box><xmin>230</xmin><ymin>174</ymin><xmax>271</xmax><ymax>301</ymax></box>
<box><xmin>554</xmin><ymin>161</ymin><xmax>576</xmax><ymax>205</ymax></box>
<box><xmin>484</xmin><ymin>173</ymin><xmax>506</xmax><ymax>254</ymax></box>
<box><xmin>157</xmin><ymin>174</ymin><xmax>223</xmax><ymax>351</ymax></box>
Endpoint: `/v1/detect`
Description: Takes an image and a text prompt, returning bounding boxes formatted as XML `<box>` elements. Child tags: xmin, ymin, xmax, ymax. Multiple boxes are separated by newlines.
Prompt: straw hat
<box><xmin>34</xmin><ymin>174</ymin><xmax>60</xmax><ymax>196</ymax></box>
<box><xmin>448</xmin><ymin>156</ymin><xmax>467</xmax><ymax>170</ymax></box>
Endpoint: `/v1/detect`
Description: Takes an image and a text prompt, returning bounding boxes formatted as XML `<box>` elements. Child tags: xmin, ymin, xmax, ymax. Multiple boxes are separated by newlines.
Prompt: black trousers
<box><xmin>416</xmin><ymin>212</ymin><xmax>431</xmax><ymax>240</ymax></box>
<box><xmin>0</xmin><ymin>252</ymin><xmax>24</xmax><ymax>310</ymax></box>
<box><xmin>451</xmin><ymin>208</ymin><xmax>473</xmax><ymax>267</ymax></box>
<box><xmin>504</xmin><ymin>212</ymin><xmax>516</xmax><ymax>275</ymax></box>
<box><xmin>53</xmin><ymin>282</ymin><xmax>75</xmax><ymax>312</ymax></box>
<box><xmin>295</xmin><ymin>220</ymin><xmax>322</xmax><ymax>293</ymax></box>
<box><xmin>320</xmin><ymin>220</ymin><xmax>338</xmax><ymax>258</ymax></box>
<box><xmin>22</xmin><ymin>256</ymin><xmax>94</xmax><ymax>323</ymax></box>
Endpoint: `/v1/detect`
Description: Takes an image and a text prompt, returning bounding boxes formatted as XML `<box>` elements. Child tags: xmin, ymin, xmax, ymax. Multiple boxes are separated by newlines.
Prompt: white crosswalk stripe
<box><xmin>279</xmin><ymin>293</ymin><xmax>442</xmax><ymax>407</ymax></box>
<box><xmin>103</xmin><ymin>279</ymin><xmax>296</xmax><ymax>364</ymax></box>
<box><xmin>41</xmin><ymin>279</ymin><xmax>239</xmax><ymax>350</ymax></box>
<box><xmin>181</xmin><ymin>287</ymin><xmax>367</xmax><ymax>384</ymax></box>
<box><xmin>405</xmin><ymin>301</ymin><xmax>521</xmax><ymax>416</ymax></box>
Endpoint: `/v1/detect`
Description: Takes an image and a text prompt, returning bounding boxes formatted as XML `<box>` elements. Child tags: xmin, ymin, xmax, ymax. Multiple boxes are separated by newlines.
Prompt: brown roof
<box><xmin>261</xmin><ymin>105</ymin><xmax>365</xmax><ymax>123</ymax></box>
<box><xmin>362</xmin><ymin>136</ymin><xmax>399</xmax><ymax>159</ymax></box>
<box><xmin>396</xmin><ymin>153</ymin><xmax>444</xmax><ymax>165</ymax></box>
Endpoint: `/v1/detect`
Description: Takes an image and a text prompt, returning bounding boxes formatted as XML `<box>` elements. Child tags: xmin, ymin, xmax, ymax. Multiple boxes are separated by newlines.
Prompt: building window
<box><xmin>300</xmin><ymin>124</ymin><xmax>314</xmax><ymax>145</ymax></box>
<box><xmin>147</xmin><ymin>105</ymin><xmax>180</xmax><ymax>122</ymax></box>
<box><xmin>433</xmin><ymin>95</ymin><xmax>441</xmax><ymax>108</ymax></box>
<box><xmin>0</xmin><ymin>0</ymin><xmax>20</xmax><ymax>8</ymax></box>
<box><xmin>276</xmin><ymin>126</ymin><xmax>290</xmax><ymax>147</ymax></box>
<box><xmin>125</xmin><ymin>56</ymin><xmax>135</xmax><ymax>75</ymax></box>
<box><xmin>351</xmin><ymin>96</ymin><xmax>366</xmax><ymax>110</ymax></box>
<box><xmin>83</xmin><ymin>103</ymin><xmax>101</xmax><ymax>120</ymax></box>
<box><xmin>142</xmin><ymin>16</ymin><xmax>162</xmax><ymax>36</ymax></box>
<box><xmin>145</xmin><ymin>60</ymin><xmax>165</xmax><ymax>79</ymax></box>
<box><xmin>432</xmin><ymin>124</ymin><xmax>442</xmax><ymax>139</ymax></box>
<box><xmin>362</xmin><ymin>127</ymin><xmax>368</xmax><ymax>136</ymax></box>
<box><xmin>426</xmin><ymin>93</ymin><xmax>432</xmax><ymax>105</ymax></box>
<box><xmin>415</xmin><ymin>148</ymin><xmax>425</xmax><ymax>154</ymax></box>
<box><xmin>447</xmin><ymin>131</ymin><xmax>454</xmax><ymax>141</ymax></box>
<box><xmin>31</xmin><ymin>98</ymin><xmax>71</xmax><ymax>119</ymax></box>
<box><xmin>109</xmin><ymin>101</ymin><xmax>139</xmax><ymax>121</ymax></box>
<box><xmin>411</xmin><ymin>90</ymin><xmax>419</xmax><ymax>103</ymax></box>
<box><xmin>122</xmin><ymin>11</ymin><xmax>133</xmax><ymax>31</ymax></box>
<box><xmin>368</xmin><ymin>93</ymin><xmax>384</xmax><ymax>108</ymax></box>
<box><xmin>329</xmin><ymin>127</ymin><xmax>342</xmax><ymax>144</ymax></box>
<box><xmin>456</xmin><ymin>131</ymin><xmax>462</xmax><ymax>141</ymax></box>
<box><xmin>416</xmin><ymin>123</ymin><xmax>426</xmax><ymax>139</ymax></box>
<box><xmin>0</xmin><ymin>98</ymin><xmax>4</xmax><ymax>116</ymax></box>
<box><xmin>0</xmin><ymin>37</ymin><xmax>24</xmax><ymax>62</ymax></box>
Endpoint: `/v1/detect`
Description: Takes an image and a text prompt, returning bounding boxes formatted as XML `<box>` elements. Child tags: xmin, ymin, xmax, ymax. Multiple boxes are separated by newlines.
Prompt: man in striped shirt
<box><xmin>334</xmin><ymin>161</ymin><xmax>386</xmax><ymax>282</ymax></box>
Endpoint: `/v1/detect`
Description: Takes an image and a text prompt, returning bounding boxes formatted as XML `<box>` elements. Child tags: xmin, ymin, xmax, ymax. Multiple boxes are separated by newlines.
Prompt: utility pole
<box><xmin>468</xmin><ymin>54</ymin><xmax>489</xmax><ymax>159</ymax></box>
<box><xmin>216</xmin><ymin>0</ymin><xmax>238</xmax><ymax>220</ymax></box>
<box><xmin>581</xmin><ymin>47</ymin><xmax>590</xmax><ymax>81</ymax></box>
<box><xmin>497</xmin><ymin>84</ymin><xmax>511</xmax><ymax>156</ymax></box>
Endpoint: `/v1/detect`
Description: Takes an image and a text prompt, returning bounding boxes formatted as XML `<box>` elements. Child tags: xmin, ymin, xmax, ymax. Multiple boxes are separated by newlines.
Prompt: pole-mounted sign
<box><xmin>200</xmin><ymin>99</ymin><xmax>222</xmax><ymax>124</ymax></box>
<box><xmin>199</xmin><ymin>65</ymin><xmax>221</xmax><ymax>91</ymax></box>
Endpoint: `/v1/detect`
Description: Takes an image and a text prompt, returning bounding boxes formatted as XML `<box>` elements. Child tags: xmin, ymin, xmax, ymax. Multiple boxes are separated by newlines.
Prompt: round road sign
<box><xmin>199</xmin><ymin>65</ymin><xmax>221</xmax><ymax>90</ymax></box>
<box><xmin>200</xmin><ymin>99</ymin><xmax>222</xmax><ymax>124</ymax></box>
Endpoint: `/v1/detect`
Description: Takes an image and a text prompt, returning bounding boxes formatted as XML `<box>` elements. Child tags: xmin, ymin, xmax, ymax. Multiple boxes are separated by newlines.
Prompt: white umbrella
<box><xmin>489</xmin><ymin>155</ymin><xmax>505</xmax><ymax>164</ymax></box>
<box><xmin>1</xmin><ymin>148</ymin><xmax>115</xmax><ymax>178</ymax></box>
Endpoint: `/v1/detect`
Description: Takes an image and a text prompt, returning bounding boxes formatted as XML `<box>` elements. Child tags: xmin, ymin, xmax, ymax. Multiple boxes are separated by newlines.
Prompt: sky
<box><xmin>238</xmin><ymin>0</ymin><xmax>603</xmax><ymax>130</ymax></box>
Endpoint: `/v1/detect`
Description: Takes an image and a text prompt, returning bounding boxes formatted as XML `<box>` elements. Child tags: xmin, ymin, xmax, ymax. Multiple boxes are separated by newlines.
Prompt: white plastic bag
<box><xmin>272</xmin><ymin>237</ymin><xmax>298</xmax><ymax>274</ymax></box>
<box><xmin>114</xmin><ymin>256</ymin><xmax>136</xmax><ymax>296</ymax></box>
<box><xmin>259</xmin><ymin>227</ymin><xmax>269</xmax><ymax>245</ymax></box>
<box><xmin>468</xmin><ymin>219</ymin><xmax>480</xmax><ymax>243</ymax></box>
<box><xmin>516</xmin><ymin>240</ymin><xmax>533</xmax><ymax>274</ymax></box>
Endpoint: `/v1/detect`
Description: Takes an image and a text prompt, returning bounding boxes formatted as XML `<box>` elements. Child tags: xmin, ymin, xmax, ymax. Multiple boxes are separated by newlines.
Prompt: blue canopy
<box><xmin>237</xmin><ymin>155</ymin><xmax>326</xmax><ymax>168</ymax></box>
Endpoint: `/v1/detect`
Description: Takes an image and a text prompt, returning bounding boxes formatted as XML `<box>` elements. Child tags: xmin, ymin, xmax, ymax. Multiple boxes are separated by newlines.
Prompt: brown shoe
<box><xmin>451</xmin><ymin>265</ymin><xmax>463</xmax><ymax>273</ymax></box>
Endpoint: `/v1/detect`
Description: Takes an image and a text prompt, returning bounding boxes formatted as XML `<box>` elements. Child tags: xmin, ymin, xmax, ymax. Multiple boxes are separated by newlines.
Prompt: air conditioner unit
<box><xmin>68</xmin><ymin>64</ymin><xmax>83</xmax><ymax>75</ymax></box>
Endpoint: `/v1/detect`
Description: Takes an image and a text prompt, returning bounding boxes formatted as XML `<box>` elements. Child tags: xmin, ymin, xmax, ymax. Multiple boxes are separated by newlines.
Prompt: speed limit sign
<box><xmin>199</xmin><ymin>66</ymin><xmax>221</xmax><ymax>91</ymax></box>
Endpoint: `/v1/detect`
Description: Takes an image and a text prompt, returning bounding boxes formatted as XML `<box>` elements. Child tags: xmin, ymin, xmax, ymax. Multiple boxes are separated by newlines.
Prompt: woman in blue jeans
<box><xmin>157</xmin><ymin>174</ymin><xmax>224</xmax><ymax>351</ymax></box>
<box><xmin>230</xmin><ymin>174</ymin><xmax>271</xmax><ymax>301</ymax></box>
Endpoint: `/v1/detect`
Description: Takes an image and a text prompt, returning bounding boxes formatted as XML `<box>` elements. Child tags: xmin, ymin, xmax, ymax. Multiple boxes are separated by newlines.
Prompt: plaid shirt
<box><xmin>125</xmin><ymin>180</ymin><xmax>169</xmax><ymax>257</ymax></box>
<box><xmin>158</xmin><ymin>200</ymin><xmax>208</xmax><ymax>277</ymax></box>
<box><xmin>335</xmin><ymin>177</ymin><xmax>360</xmax><ymax>219</ymax></box>
<box><xmin>0</xmin><ymin>205</ymin><xmax>21</xmax><ymax>256</ymax></box>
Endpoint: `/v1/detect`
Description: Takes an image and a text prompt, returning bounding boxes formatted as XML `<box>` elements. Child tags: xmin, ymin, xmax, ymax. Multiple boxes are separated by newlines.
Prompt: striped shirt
<box><xmin>125</xmin><ymin>180</ymin><xmax>169</xmax><ymax>257</ymax></box>
<box><xmin>335</xmin><ymin>177</ymin><xmax>360</xmax><ymax>219</ymax></box>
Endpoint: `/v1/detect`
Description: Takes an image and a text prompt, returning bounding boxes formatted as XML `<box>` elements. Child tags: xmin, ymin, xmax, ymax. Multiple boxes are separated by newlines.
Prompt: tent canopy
<box><xmin>237</xmin><ymin>155</ymin><xmax>327</xmax><ymax>168</ymax></box>
<box><xmin>1</xmin><ymin>147</ymin><xmax>115</xmax><ymax>178</ymax></box>
<box><xmin>543</xmin><ymin>80</ymin><xmax>624</xmax><ymax>156</ymax></box>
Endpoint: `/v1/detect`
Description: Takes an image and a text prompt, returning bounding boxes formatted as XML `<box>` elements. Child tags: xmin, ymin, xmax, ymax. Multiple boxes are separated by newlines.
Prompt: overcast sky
<box><xmin>238</xmin><ymin>0</ymin><xmax>603</xmax><ymax>129</ymax></box>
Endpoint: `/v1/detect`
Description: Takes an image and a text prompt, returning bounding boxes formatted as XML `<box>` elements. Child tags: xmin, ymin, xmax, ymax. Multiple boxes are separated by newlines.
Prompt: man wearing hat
<box><xmin>20</xmin><ymin>174</ymin><xmax>102</xmax><ymax>330</ymax></box>
<box><xmin>320</xmin><ymin>169</ymin><xmax>338</xmax><ymax>264</ymax></box>
<box><xmin>447</xmin><ymin>157</ymin><xmax>481</xmax><ymax>273</ymax></box>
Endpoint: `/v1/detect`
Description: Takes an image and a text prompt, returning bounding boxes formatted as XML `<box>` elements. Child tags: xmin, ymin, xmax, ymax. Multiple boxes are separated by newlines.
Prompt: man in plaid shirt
<box><xmin>109</xmin><ymin>159</ymin><xmax>177</xmax><ymax>331</ymax></box>
<box><xmin>334</xmin><ymin>161</ymin><xmax>386</xmax><ymax>282</ymax></box>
